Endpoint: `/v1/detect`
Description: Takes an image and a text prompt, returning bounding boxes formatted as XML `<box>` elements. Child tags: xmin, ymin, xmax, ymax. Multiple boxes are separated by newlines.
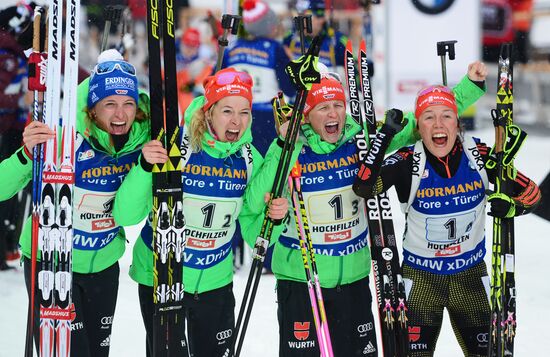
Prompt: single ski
<box><xmin>345</xmin><ymin>39</ymin><xmax>409</xmax><ymax>357</ymax></box>
<box><xmin>146</xmin><ymin>0</ymin><xmax>186</xmax><ymax>355</ymax></box>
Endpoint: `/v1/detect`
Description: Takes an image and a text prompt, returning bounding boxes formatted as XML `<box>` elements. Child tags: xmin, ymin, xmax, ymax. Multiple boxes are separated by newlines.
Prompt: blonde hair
<box><xmin>189</xmin><ymin>105</ymin><xmax>213</xmax><ymax>152</ymax></box>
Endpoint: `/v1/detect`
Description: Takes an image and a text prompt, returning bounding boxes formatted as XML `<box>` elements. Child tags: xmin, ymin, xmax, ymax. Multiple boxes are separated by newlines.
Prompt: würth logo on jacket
<box><xmin>408</xmin><ymin>325</ymin><xmax>421</xmax><ymax>342</ymax></box>
<box><xmin>293</xmin><ymin>321</ymin><xmax>310</xmax><ymax>340</ymax></box>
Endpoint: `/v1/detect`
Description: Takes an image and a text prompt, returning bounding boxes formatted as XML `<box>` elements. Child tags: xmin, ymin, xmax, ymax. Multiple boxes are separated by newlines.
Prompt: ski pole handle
<box><xmin>294</xmin><ymin>15</ymin><xmax>312</xmax><ymax>55</ymax></box>
<box><xmin>101</xmin><ymin>5</ymin><xmax>124</xmax><ymax>52</ymax></box>
<box><xmin>28</xmin><ymin>8</ymin><xmax>46</xmax><ymax>92</ymax></box>
<box><xmin>33</xmin><ymin>8</ymin><xmax>42</xmax><ymax>52</ymax></box>
<box><xmin>215</xmin><ymin>14</ymin><xmax>241</xmax><ymax>72</ymax></box>
<box><xmin>436</xmin><ymin>40</ymin><xmax>457</xmax><ymax>86</ymax></box>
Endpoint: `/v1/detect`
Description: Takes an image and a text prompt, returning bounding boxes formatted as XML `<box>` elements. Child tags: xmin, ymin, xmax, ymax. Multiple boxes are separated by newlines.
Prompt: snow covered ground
<box><xmin>1</xmin><ymin>124</ymin><xmax>549</xmax><ymax>356</ymax></box>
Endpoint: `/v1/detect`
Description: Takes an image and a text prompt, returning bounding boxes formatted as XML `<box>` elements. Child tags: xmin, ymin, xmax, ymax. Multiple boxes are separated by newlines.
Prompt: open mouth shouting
<box><xmin>432</xmin><ymin>132</ymin><xmax>448</xmax><ymax>147</ymax></box>
<box><xmin>110</xmin><ymin>121</ymin><xmax>128</xmax><ymax>135</ymax></box>
<box><xmin>225</xmin><ymin>128</ymin><xmax>240</xmax><ymax>142</ymax></box>
<box><xmin>325</xmin><ymin>121</ymin><xmax>339</xmax><ymax>135</ymax></box>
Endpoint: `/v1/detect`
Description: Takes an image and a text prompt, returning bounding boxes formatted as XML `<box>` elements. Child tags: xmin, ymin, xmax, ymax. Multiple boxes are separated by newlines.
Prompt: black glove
<box><xmin>487</xmin><ymin>190</ymin><xmax>516</xmax><ymax>218</ymax></box>
<box><xmin>380</xmin><ymin>109</ymin><xmax>406</xmax><ymax>136</ymax></box>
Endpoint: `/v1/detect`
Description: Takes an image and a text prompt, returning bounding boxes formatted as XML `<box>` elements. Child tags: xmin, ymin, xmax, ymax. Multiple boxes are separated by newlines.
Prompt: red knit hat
<box><xmin>202</xmin><ymin>68</ymin><xmax>253</xmax><ymax>112</ymax></box>
<box><xmin>242</xmin><ymin>0</ymin><xmax>277</xmax><ymax>38</ymax></box>
<box><xmin>304</xmin><ymin>75</ymin><xmax>346</xmax><ymax>115</ymax></box>
<box><xmin>182</xmin><ymin>27</ymin><xmax>201</xmax><ymax>48</ymax></box>
<box><xmin>414</xmin><ymin>85</ymin><xmax>457</xmax><ymax>119</ymax></box>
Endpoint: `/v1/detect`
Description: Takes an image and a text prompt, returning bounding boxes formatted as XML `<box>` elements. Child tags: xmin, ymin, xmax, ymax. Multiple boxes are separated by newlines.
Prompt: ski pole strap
<box><xmin>285</xmin><ymin>48</ymin><xmax>321</xmax><ymax>91</ymax></box>
<box><xmin>28</xmin><ymin>8</ymin><xmax>46</xmax><ymax>92</ymax></box>
<box><xmin>272</xmin><ymin>92</ymin><xmax>296</xmax><ymax>135</ymax></box>
<box><xmin>486</xmin><ymin>124</ymin><xmax>527</xmax><ymax>170</ymax></box>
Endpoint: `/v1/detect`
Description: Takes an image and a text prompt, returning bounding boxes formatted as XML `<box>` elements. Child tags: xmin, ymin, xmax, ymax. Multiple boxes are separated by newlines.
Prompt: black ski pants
<box><xmin>138</xmin><ymin>282</ymin><xmax>235</xmax><ymax>357</ymax></box>
<box><xmin>403</xmin><ymin>262</ymin><xmax>491</xmax><ymax>357</ymax></box>
<box><xmin>24</xmin><ymin>258</ymin><xmax>119</xmax><ymax>357</ymax></box>
<box><xmin>277</xmin><ymin>276</ymin><xmax>378</xmax><ymax>357</ymax></box>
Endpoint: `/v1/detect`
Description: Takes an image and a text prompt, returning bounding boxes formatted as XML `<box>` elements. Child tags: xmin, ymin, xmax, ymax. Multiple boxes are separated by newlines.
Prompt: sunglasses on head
<box><xmin>93</xmin><ymin>61</ymin><xmax>136</xmax><ymax>77</ymax></box>
<box><xmin>214</xmin><ymin>71</ymin><xmax>253</xmax><ymax>86</ymax></box>
<box><xmin>417</xmin><ymin>85</ymin><xmax>453</xmax><ymax>97</ymax></box>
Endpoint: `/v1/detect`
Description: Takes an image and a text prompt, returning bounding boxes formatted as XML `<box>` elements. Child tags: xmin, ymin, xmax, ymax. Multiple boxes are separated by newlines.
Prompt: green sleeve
<box><xmin>0</xmin><ymin>147</ymin><xmax>32</xmax><ymax>201</ymax></box>
<box><xmin>242</xmin><ymin>139</ymin><xmax>302</xmax><ymax>215</ymax></box>
<box><xmin>239</xmin><ymin>145</ymin><xmax>268</xmax><ymax>248</ymax></box>
<box><xmin>385</xmin><ymin>76</ymin><xmax>486</xmax><ymax>153</ymax></box>
<box><xmin>239</xmin><ymin>139</ymin><xmax>302</xmax><ymax>248</ymax></box>
<box><xmin>452</xmin><ymin>75</ymin><xmax>487</xmax><ymax>115</ymax></box>
<box><xmin>112</xmin><ymin>160</ymin><xmax>153</xmax><ymax>226</ymax></box>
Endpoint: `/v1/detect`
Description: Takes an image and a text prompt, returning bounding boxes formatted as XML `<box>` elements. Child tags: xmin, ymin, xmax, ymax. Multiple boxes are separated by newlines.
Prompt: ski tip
<box><xmin>360</xmin><ymin>38</ymin><xmax>366</xmax><ymax>53</ymax></box>
<box><xmin>346</xmin><ymin>38</ymin><xmax>353</xmax><ymax>52</ymax></box>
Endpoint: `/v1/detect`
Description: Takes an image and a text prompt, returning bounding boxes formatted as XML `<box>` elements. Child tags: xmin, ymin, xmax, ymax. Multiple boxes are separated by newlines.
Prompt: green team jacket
<box><xmin>112</xmin><ymin>96</ymin><xmax>271</xmax><ymax>294</ymax></box>
<box><xmin>244</xmin><ymin>75</ymin><xmax>486</xmax><ymax>288</ymax></box>
<box><xmin>0</xmin><ymin>78</ymin><xmax>150</xmax><ymax>273</ymax></box>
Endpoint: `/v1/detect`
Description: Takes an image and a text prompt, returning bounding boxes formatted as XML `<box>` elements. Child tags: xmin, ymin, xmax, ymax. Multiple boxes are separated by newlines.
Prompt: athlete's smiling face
<box><xmin>91</xmin><ymin>95</ymin><xmax>137</xmax><ymax>135</ymax></box>
<box><xmin>417</xmin><ymin>104</ymin><xmax>459</xmax><ymax>158</ymax></box>
<box><xmin>305</xmin><ymin>100</ymin><xmax>346</xmax><ymax>144</ymax></box>
<box><xmin>208</xmin><ymin>96</ymin><xmax>251</xmax><ymax>143</ymax></box>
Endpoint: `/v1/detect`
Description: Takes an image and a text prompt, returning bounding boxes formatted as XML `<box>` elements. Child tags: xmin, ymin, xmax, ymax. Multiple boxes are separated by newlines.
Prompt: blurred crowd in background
<box><xmin>1</xmin><ymin>0</ymin><xmax>547</xmax><ymax>270</ymax></box>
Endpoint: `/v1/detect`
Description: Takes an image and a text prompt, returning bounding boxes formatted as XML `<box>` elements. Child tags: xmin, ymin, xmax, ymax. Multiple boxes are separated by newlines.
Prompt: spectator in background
<box><xmin>511</xmin><ymin>0</ymin><xmax>534</xmax><ymax>64</ymax></box>
<box><xmin>284</xmin><ymin>0</ymin><xmax>348</xmax><ymax>75</ymax></box>
<box><xmin>222</xmin><ymin>0</ymin><xmax>296</xmax><ymax>273</ymax></box>
<box><xmin>176</xmin><ymin>28</ymin><xmax>214</xmax><ymax>116</ymax></box>
<box><xmin>176</xmin><ymin>27</ymin><xmax>201</xmax><ymax>70</ymax></box>
<box><xmin>224</xmin><ymin>0</ymin><xmax>295</xmax><ymax>156</ymax></box>
<box><xmin>0</xmin><ymin>3</ymin><xmax>35</xmax><ymax>270</ymax></box>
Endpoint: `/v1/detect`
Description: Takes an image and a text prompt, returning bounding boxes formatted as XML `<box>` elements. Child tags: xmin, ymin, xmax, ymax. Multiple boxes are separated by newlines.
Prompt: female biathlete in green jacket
<box><xmin>245</xmin><ymin>61</ymin><xmax>488</xmax><ymax>356</ymax></box>
<box><xmin>0</xmin><ymin>50</ymin><xmax>149</xmax><ymax>356</ymax></box>
<box><xmin>112</xmin><ymin>67</ymin><xmax>288</xmax><ymax>357</ymax></box>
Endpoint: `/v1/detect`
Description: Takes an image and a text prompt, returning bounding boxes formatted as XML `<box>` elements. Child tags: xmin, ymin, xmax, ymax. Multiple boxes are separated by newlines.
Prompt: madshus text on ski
<box><xmin>0</xmin><ymin>0</ymin><xmax>541</xmax><ymax>357</ymax></box>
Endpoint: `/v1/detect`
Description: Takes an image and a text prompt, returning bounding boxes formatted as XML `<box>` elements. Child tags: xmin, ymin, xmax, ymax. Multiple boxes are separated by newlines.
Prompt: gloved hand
<box><xmin>380</xmin><ymin>109</ymin><xmax>406</xmax><ymax>136</ymax></box>
<box><xmin>487</xmin><ymin>190</ymin><xmax>516</xmax><ymax>218</ymax></box>
<box><xmin>272</xmin><ymin>96</ymin><xmax>303</xmax><ymax>138</ymax></box>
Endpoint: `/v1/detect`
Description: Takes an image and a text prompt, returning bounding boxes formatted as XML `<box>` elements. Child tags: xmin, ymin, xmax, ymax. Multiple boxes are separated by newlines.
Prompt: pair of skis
<box><xmin>26</xmin><ymin>0</ymin><xmax>80</xmax><ymax>356</ymax></box>
<box><xmin>146</xmin><ymin>0</ymin><xmax>187</xmax><ymax>356</ymax></box>
<box><xmin>344</xmin><ymin>39</ymin><xmax>409</xmax><ymax>357</ymax></box>
<box><xmin>488</xmin><ymin>43</ymin><xmax>525</xmax><ymax>357</ymax></box>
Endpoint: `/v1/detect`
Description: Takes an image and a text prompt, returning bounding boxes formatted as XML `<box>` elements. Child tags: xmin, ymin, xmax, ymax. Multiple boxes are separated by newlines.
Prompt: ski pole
<box><xmin>294</xmin><ymin>14</ymin><xmax>312</xmax><ymax>54</ymax></box>
<box><xmin>100</xmin><ymin>5</ymin><xmax>124</xmax><ymax>52</ymax></box>
<box><xmin>288</xmin><ymin>162</ymin><xmax>334</xmax><ymax>357</ymax></box>
<box><xmin>116</xmin><ymin>7</ymin><xmax>132</xmax><ymax>59</ymax></box>
<box><xmin>215</xmin><ymin>14</ymin><xmax>241</xmax><ymax>72</ymax></box>
<box><xmin>436</xmin><ymin>40</ymin><xmax>457</xmax><ymax>86</ymax></box>
<box><xmin>26</xmin><ymin>8</ymin><xmax>46</xmax><ymax>356</ymax></box>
